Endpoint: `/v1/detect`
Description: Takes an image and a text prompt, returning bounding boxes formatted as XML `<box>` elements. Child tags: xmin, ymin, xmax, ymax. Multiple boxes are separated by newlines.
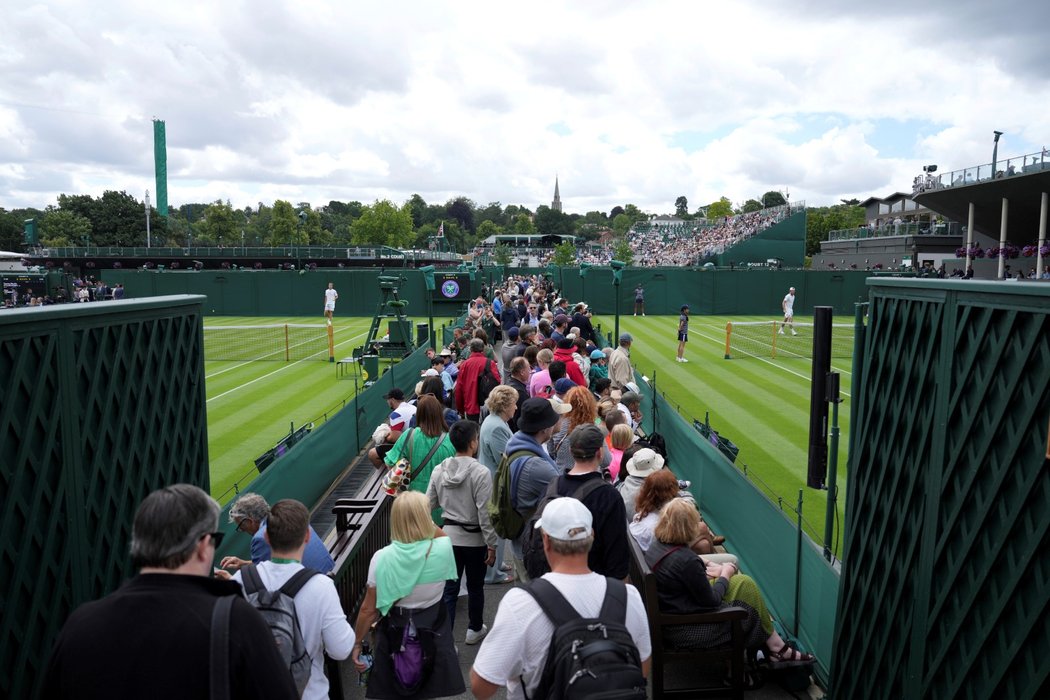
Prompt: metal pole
<box><xmin>824</xmin><ymin>372</ymin><xmax>841</xmax><ymax>562</ymax></box>
<box><xmin>965</xmin><ymin>201</ymin><xmax>974</xmax><ymax>272</ymax></box>
<box><xmin>998</xmin><ymin>198</ymin><xmax>1009</xmax><ymax>279</ymax></box>
<box><xmin>145</xmin><ymin>190</ymin><xmax>151</xmax><ymax>248</ymax></box>
<box><xmin>1037</xmin><ymin>192</ymin><xmax>1048</xmax><ymax>279</ymax></box>
<box><xmin>794</xmin><ymin>489</ymin><xmax>803</xmax><ymax>638</ymax></box>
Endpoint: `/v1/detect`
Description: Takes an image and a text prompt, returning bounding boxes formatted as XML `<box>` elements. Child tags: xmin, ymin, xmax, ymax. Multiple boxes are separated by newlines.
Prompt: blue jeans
<box><xmin>442</xmin><ymin>544</ymin><xmax>487</xmax><ymax>632</ymax></box>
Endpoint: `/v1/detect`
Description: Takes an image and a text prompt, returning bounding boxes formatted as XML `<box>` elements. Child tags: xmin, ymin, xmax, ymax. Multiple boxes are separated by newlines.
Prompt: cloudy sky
<box><xmin>2</xmin><ymin>0</ymin><xmax>1048</xmax><ymax>215</ymax></box>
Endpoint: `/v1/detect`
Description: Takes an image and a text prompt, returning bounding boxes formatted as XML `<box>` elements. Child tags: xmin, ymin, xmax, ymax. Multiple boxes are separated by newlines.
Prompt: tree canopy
<box><xmin>351</xmin><ymin>199</ymin><xmax>415</xmax><ymax>247</ymax></box>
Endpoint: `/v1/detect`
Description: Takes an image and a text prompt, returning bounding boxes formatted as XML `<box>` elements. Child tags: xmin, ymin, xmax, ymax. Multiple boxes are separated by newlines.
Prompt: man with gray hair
<box><xmin>609</xmin><ymin>332</ymin><xmax>634</xmax><ymax>390</ymax></box>
<box><xmin>220</xmin><ymin>492</ymin><xmax>334</xmax><ymax>574</ymax></box>
<box><xmin>470</xmin><ymin>497</ymin><xmax>651</xmax><ymax>699</ymax></box>
<box><xmin>42</xmin><ymin>484</ymin><xmax>297</xmax><ymax>699</ymax></box>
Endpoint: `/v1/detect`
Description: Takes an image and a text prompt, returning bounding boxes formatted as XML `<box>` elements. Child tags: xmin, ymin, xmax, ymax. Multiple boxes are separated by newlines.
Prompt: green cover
<box><xmin>153</xmin><ymin>119</ymin><xmax>168</xmax><ymax>218</ymax></box>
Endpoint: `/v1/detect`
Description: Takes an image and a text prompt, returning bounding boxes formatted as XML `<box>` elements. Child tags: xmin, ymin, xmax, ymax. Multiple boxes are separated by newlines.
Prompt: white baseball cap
<box><xmin>535</xmin><ymin>497</ymin><xmax>593</xmax><ymax>541</ymax></box>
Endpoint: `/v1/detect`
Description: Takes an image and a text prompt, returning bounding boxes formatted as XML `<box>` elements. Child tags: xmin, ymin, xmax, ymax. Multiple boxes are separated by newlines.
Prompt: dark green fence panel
<box><xmin>714</xmin><ymin>211</ymin><xmax>806</xmax><ymax>267</ymax></box>
<box><xmin>214</xmin><ymin>344</ymin><xmax>431</xmax><ymax>559</ymax></box>
<box><xmin>832</xmin><ymin>279</ymin><xmax>1050</xmax><ymax>699</ymax></box>
<box><xmin>0</xmin><ymin>296</ymin><xmax>209</xmax><ymax>700</ymax></box>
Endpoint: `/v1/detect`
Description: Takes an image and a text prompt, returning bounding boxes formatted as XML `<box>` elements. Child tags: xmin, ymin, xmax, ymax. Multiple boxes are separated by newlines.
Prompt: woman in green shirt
<box><xmin>384</xmin><ymin>394</ymin><xmax>456</xmax><ymax>496</ymax></box>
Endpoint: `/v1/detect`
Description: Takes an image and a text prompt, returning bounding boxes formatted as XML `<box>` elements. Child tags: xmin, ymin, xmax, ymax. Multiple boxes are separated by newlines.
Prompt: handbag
<box><xmin>385</xmin><ymin>429</ymin><xmax>448</xmax><ymax>494</ymax></box>
<box><xmin>388</xmin><ymin>542</ymin><xmax>440</xmax><ymax>695</ymax></box>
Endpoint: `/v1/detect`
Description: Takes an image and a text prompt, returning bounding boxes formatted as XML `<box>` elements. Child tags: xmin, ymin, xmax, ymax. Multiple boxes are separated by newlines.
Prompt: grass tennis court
<box><xmin>205</xmin><ymin>316</ymin><xmax>408</xmax><ymax>502</ymax></box>
<box><xmin>596</xmin><ymin>314</ymin><xmax>853</xmax><ymax>549</ymax></box>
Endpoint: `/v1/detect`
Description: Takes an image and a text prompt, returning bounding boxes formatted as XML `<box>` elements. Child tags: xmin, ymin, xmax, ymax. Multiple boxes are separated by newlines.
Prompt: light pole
<box><xmin>145</xmin><ymin>190</ymin><xmax>151</xmax><ymax>248</ymax></box>
<box><xmin>579</xmin><ymin>262</ymin><xmax>592</xmax><ymax>305</ymax></box>
<box><xmin>992</xmin><ymin>130</ymin><xmax>1003</xmax><ymax>178</ymax></box>
<box><xmin>296</xmin><ymin>209</ymin><xmax>306</xmax><ymax>270</ymax></box>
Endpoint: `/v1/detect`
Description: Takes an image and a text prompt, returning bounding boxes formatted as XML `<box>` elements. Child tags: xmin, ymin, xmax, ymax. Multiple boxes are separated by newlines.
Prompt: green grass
<box><xmin>596</xmin><ymin>314</ymin><xmax>852</xmax><ymax>550</ymax></box>
<box><xmin>204</xmin><ymin>316</ymin><xmax>392</xmax><ymax>502</ymax></box>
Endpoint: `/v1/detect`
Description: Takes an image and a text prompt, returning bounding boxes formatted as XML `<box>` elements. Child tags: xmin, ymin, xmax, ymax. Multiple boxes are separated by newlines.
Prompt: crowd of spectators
<box><xmin>1</xmin><ymin>276</ymin><xmax>125</xmax><ymax>309</ymax></box>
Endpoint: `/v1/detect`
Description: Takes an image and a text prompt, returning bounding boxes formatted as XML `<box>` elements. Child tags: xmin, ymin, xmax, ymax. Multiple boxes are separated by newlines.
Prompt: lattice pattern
<box><xmin>0</xmin><ymin>301</ymin><xmax>209</xmax><ymax>698</ymax></box>
<box><xmin>833</xmin><ymin>284</ymin><xmax>1050</xmax><ymax>699</ymax></box>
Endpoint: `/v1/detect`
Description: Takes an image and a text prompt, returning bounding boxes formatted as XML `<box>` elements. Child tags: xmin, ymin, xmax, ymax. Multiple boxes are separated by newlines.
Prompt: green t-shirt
<box><xmin>384</xmin><ymin>428</ymin><xmax>456</xmax><ymax>494</ymax></box>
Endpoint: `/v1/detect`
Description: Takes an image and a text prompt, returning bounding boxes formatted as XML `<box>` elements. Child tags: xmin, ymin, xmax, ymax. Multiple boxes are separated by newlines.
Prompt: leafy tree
<box><xmin>57</xmin><ymin>194</ymin><xmax>98</xmax><ymax>228</ymax></box>
<box><xmin>351</xmin><ymin>199</ymin><xmax>414</xmax><ymax>247</ymax></box>
<box><xmin>622</xmin><ymin>203</ymin><xmax>646</xmax><ymax>223</ymax></box>
<box><xmin>534</xmin><ymin>205</ymin><xmax>574</xmax><ymax>237</ymax></box>
<box><xmin>552</xmin><ymin>241</ymin><xmax>577</xmax><ymax>266</ymax></box>
<box><xmin>0</xmin><ymin>209</ymin><xmax>25</xmax><ymax>251</ymax></box>
<box><xmin>805</xmin><ymin>204</ymin><xmax>865</xmax><ymax>256</ymax></box>
<box><xmin>40</xmin><ymin>208</ymin><xmax>92</xmax><ymax>246</ymax></box>
<box><xmin>306</xmin><ymin>208</ymin><xmax>332</xmax><ymax>245</ymax></box>
<box><xmin>583</xmin><ymin>210</ymin><xmax>608</xmax><ymax>226</ymax></box>
<box><xmin>840</xmin><ymin>198</ymin><xmax>861</xmax><ymax>206</ymax></box>
<box><xmin>674</xmin><ymin>196</ymin><xmax>689</xmax><ymax>217</ymax></box>
<box><xmin>612</xmin><ymin>238</ymin><xmax>634</xmax><ymax>266</ymax></box>
<box><xmin>609</xmin><ymin>205</ymin><xmax>624</xmax><ymax>220</ymax></box>
<box><xmin>611</xmin><ymin>213</ymin><xmax>633</xmax><ymax>237</ymax></box>
<box><xmin>493</xmin><ymin>242</ymin><xmax>512</xmax><ymax>266</ymax></box>
<box><xmin>446</xmin><ymin>197</ymin><xmax>476</xmax><ymax>233</ymax></box>
<box><xmin>406</xmin><ymin>194</ymin><xmax>428</xmax><ymax>228</ymax></box>
<box><xmin>761</xmin><ymin>190</ymin><xmax>787</xmax><ymax>208</ymax></box>
<box><xmin>200</xmin><ymin>200</ymin><xmax>239</xmax><ymax>245</ymax></box>
<box><xmin>476</xmin><ymin>220</ymin><xmax>502</xmax><ymax>240</ymax></box>
<box><xmin>707</xmin><ymin>197</ymin><xmax>734</xmax><ymax>220</ymax></box>
<box><xmin>476</xmin><ymin>201</ymin><xmax>503</xmax><ymax>227</ymax></box>
<box><xmin>741</xmin><ymin>199</ymin><xmax>763</xmax><ymax>213</ymax></box>
<box><xmin>512</xmin><ymin>213</ymin><xmax>536</xmax><ymax>236</ymax></box>
<box><xmin>268</xmin><ymin>200</ymin><xmax>298</xmax><ymax>245</ymax></box>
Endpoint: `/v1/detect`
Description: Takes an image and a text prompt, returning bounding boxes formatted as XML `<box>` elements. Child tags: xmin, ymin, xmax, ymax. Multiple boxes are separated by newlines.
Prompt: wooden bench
<box><xmin>628</xmin><ymin>534</ymin><xmax>748</xmax><ymax>699</ymax></box>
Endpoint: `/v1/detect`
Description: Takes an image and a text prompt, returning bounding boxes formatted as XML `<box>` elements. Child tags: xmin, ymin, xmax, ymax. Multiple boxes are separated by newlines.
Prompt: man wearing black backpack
<box><xmin>471</xmin><ymin>497</ymin><xmax>651</xmax><ymax>699</ymax></box>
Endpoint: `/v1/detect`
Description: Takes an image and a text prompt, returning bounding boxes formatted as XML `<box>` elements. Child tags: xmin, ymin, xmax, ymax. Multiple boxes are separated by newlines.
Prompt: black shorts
<box><xmin>678</xmin><ymin>331</ymin><xmax>688</xmax><ymax>342</ymax></box>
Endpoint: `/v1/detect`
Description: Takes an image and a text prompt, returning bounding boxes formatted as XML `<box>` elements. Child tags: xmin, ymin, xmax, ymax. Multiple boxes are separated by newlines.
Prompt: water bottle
<box><xmin>358</xmin><ymin>641</ymin><xmax>373</xmax><ymax>686</ymax></box>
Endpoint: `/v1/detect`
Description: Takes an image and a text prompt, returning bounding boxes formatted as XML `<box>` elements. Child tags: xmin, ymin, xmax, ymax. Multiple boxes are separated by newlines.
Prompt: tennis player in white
<box><xmin>779</xmin><ymin>287</ymin><xmax>797</xmax><ymax>335</ymax></box>
<box><xmin>324</xmin><ymin>282</ymin><xmax>338</xmax><ymax>324</ymax></box>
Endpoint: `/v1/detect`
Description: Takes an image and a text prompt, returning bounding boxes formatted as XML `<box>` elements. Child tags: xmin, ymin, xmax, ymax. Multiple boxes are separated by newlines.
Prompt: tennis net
<box><xmin>203</xmin><ymin>324</ymin><xmax>333</xmax><ymax>361</ymax></box>
<box><xmin>724</xmin><ymin>321</ymin><xmax>855</xmax><ymax>360</ymax></box>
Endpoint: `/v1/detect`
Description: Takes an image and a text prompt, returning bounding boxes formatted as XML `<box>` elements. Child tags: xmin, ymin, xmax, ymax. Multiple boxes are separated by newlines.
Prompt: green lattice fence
<box><xmin>0</xmin><ymin>296</ymin><xmax>209</xmax><ymax>699</ymax></box>
<box><xmin>832</xmin><ymin>279</ymin><xmax>1050</xmax><ymax>699</ymax></box>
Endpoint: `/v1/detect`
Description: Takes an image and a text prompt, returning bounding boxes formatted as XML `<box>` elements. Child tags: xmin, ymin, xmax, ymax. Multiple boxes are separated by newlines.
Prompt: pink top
<box><xmin>529</xmin><ymin>369</ymin><xmax>553</xmax><ymax>398</ymax></box>
<box><xmin>608</xmin><ymin>447</ymin><xmax>625</xmax><ymax>482</ymax></box>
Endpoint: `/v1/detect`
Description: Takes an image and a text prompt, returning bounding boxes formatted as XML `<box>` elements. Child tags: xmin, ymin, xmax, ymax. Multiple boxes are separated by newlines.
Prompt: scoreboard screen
<box><xmin>432</xmin><ymin>273</ymin><xmax>472</xmax><ymax>302</ymax></box>
<box><xmin>2</xmin><ymin>273</ymin><xmax>47</xmax><ymax>304</ymax></box>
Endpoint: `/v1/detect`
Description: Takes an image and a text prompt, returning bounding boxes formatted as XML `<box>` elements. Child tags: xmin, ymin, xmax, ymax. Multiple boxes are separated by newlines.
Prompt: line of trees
<box><xmin>0</xmin><ymin>189</ymin><xmax>862</xmax><ymax>258</ymax></box>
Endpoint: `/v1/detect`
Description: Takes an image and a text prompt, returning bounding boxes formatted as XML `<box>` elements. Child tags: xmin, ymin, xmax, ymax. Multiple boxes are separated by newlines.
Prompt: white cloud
<box><xmin>1</xmin><ymin>0</ymin><xmax>1048</xmax><ymax>214</ymax></box>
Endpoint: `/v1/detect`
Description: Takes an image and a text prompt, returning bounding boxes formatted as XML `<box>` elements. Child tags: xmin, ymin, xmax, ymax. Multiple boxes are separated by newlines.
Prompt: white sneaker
<box><xmin>778</xmin><ymin>330</ymin><xmax>784</xmax><ymax>335</ymax></box>
<box><xmin>791</xmin><ymin>330</ymin><xmax>798</xmax><ymax>336</ymax></box>
<box><xmin>680</xmin><ymin>357</ymin><xmax>689</xmax><ymax>363</ymax></box>
<box><xmin>675</xmin><ymin>357</ymin><xmax>681</xmax><ymax>362</ymax></box>
<box><xmin>466</xmin><ymin>624</ymin><xmax>489</xmax><ymax>645</ymax></box>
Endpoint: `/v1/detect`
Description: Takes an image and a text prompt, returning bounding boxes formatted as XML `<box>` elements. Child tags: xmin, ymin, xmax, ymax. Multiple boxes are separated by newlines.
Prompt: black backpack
<box><xmin>476</xmin><ymin>359</ymin><xmax>500</xmax><ymax>405</ymax></box>
<box><xmin>522</xmin><ymin>475</ymin><xmax>607</xmax><ymax>580</ymax></box>
<box><xmin>241</xmin><ymin>564</ymin><xmax>320</xmax><ymax>696</ymax></box>
<box><xmin>523</xmin><ymin>577</ymin><xmax>646</xmax><ymax>700</ymax></box>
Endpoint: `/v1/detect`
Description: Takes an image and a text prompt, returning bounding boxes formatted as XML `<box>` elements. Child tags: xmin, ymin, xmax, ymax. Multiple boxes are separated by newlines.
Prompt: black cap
<box><xmin>568</xmin><ymin>423</ymin><xmax>605</xmax><ymax>459</ymax></box>
<box><xmin>384</xmin><ymin>388</ymin><xmax>405</xmax><ymax>400</ymax></box>
<box><xmin>518</xmin><ymin>397</ymin><xmax>568</xmax><ymax>433</ymax></box>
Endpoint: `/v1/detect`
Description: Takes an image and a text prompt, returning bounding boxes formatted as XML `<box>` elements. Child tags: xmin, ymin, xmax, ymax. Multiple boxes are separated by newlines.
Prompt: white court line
<box><xmin>695</xmin><ymin>322</ymin><xmax>854</xmax><ymax>377</ymax></box>
<box><xmin>204</xmin><ymin>326</ymin><xmax>363</xmax><ymax>380</ymax></box>
<box><xmin>693</xmin><ymin>329</ymin><xmax>852</xmax><ymax>399</ymax></box>
<box><xmin>206</xmin><ymin>329</ymin><xmax>368</xmax><ymax>403</ymax></box>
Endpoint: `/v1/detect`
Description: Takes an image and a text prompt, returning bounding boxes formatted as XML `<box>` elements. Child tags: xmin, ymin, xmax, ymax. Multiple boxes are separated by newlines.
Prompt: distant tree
<box><xmin>761</xmin><ymin>190</ymin><xmax>787</xmax><ymax>208</ymax></box>
<box><xmin>622</xmin><ymin>203</ymin><xmax>646</xmax><ymax>223</ymax></box>
<box><xmin>407</xmin><ymin>194</ymin><xmax>428</xmax><ymax>228</ymax></box>
<box><xmin>304</xmin><ymin>208</ymin><xmax>330</xmax><ymax>245</ymax></box>
<box><xmin>741</xmin><ymin>199</ymin><xmax>763</xmax><ymax>213</ymax></box>
<box><xmin>200</xmin><ymin>200</ymin><xmax>238</xmax><ymax>245</ymax></box>
<box><xmin>476</xmin><ymin>201</ymin><xmax>503</xmax><ymax>227</ymax></box>
<box><xmin>512</xmin><ymin>212</ymin><xmax>536</xmax><ymax>236</ymax></box>
<box><xmin>40</xmin><ymin>208</ymin><xmax>92</xmax><ymax>247</ymax></box>
<box><xmin>612</xmin><ymin>238</ymin><xmax>634</xmax><ymax>266</ymax></box>
<box><xmin>0</xmin><ymin>209</ymin><xmax>25</xmax><ymax>251</ymax></box>
<box><xmin>805</xmin><ymin>204</ymin><xmax>865</xmax><ymax>256</ymax></box>
<box><xmin>840</xmin><ymin>198</ymin><xmax>861</xmax><ymax>206</ymax></box>
<box><xmin>476</xmin><ymin>220</ymin><xmax>502</xmax><ymax>241</ymax></box>
<box><xmin>609</xmin><ymin>205</ymin><xmax>625</xmax><ymax>220</ymax></box>
<box><xmin>84</xmin><ymin>190</ymin><xmax>145</xmax><ymax>246</ymax></box>
<box><xmin>534</xmin><ymin>205</ymin><xmax>574</xmax><ymax>237</ymax></box>
<box><xmin>674</xmin><ymin>196</ymin><xmax>689</xmax><ymax>217</ymax></box>
<box><xmin>493</xmin><ymin>242</ymin><xmax>513</xmax><ymax>266</ymax></box>
<box><xmin>707</xmin><ymin>197</ymin><xmax>734</xmax><ymax>220</ymax></box>
<box><xmin>611</xmin><ymin>213</ymin><xmax>633</xmax><ymax>237</ymax></box>
<box><xmin>351</xmin><ymin>199</ymin><xmax>414</xmax><ymax>247</ymax></box>
<box><xmin>446</xmin><ymin>197</ymin><xmax>476</xmax><ymax>233</ymax></box>
<box><xmin>552</xmin><ymin>240</ymin><xmax>577</xmax><ymax>266</ymax></box>
<box><xmin>268</xmin><ymin>200</ymin><xmax>298</xmax><ymax>245</ymax></box>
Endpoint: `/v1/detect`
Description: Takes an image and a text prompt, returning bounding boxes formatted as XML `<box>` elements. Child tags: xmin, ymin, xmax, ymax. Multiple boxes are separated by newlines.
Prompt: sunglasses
<box><xmin>202</xmin><ymin>531</ymin><xmax>225</xmax><ymax>548</ymax></box>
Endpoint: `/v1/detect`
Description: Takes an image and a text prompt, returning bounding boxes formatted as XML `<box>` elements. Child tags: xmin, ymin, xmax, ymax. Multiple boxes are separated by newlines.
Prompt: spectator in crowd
<box><xmin>470</xmin><ymin>497</ymin><xmax>652</xmax><ymax>699</ymax></box>
<box><xmin>592</xmin><ymin>376</ymin><xmax>613</xmax><ymax>405</ymax></box>
<box><xmin>646</xmin><ymin>499</ymin><xmax>814</xmax><ymax>672</ymax></box>
<box><xmin>618</xmin><ymin>447</ymin><xmax>663</xmax><ymax>521</ymax></box>
<box><xmin>440</xmin><ymin>348</ymin><xmax>459</xmax><ymax>380</ymax></box>
<box><xmin>553</xmin><ymin>337</ymin><xmax>588</xmax><ymax>386</ymax></box>
<box><xmin>456</xmin><ymin>338</ymin><xmax>502</xmax><ymax>422</ymax></box>
<box><xmin>383</xmin><ymin>395</ymin><xmax>456</xmax><ymax>498</ymax></box>
<box><xmin>549</xmin><ymin>424</ymin><xmax>630</xmax><ymax>579</ymax></box>
<box><xmin>505</xmin><ymin>357</ymin><xmax>531</xmax><ymax>427</ymax></box>
<box><xmin>522</xmin><ymin>344</ymin><xmax>540</xmax><ymax>371</ymax></box>
<box><xmin>230</xmin><ymin>500</ymin><xmax>355</xmax><ymax>700</ymax></box>
<box><xmin>351</xmin><ymin>492</ymin><xmax>465</xmax><ymax>697</ymax></box>
<box><xmin>221</xmin><ymin>492</ymin><xmax>334</xmax><ymax>574</ymax></box>
<box><xmin>572</xmin><ymin>336</ymin><xmax>591</xmax><ymax>378</ymax></box>
<box><xmin>500</xmin><ymin>326</ymin><xmax>520</xmax><ymax>377</ymax></box>
<box><xmin>588</xmin><ymin>348</ymin><xmax>608</xmax><ymax>390</ymax></box>
<box><xmin>504</xmin><ymin>398</ymin><xmax>571</xmax><ymax>580</ymax></box>
<box><xmin>500</xmin><ymin>296</ymin><xmax>520</xmax><ymax>331</ymax></box>
<box><xmin>627</xmin><ymin>470</ymin><xmax>733</xmax><ymax>561</ymax></box>
<box><xmin>427</xmin><ymin>421</ymin><xmax>499</xmax><ymax>644</ymax></box>
<box><xmin>478</xmin><ymin>386</ymin><xmax>518</xmax><ymax>584</ymax></box>
<box><xmin>607</xmin><ymin>423</ymin><xmax>634</xmax><ymax>483</ymax></box>
<box><xmin>609</xmin><ymin>333</ymin><xmax>634</xmax><ymax>390</ymax></box>
<box><xmin>515</xmin><ymin>325</ymin><xmax>538</xmax><ymax>357</ymax></box>
<box><xmin>548</xmin><ymin>387</ymin><xmax>612</xmax><ymax>473</ymax></box>
<box><xmin>571</xmin><ymin>303</ymin><xmax>596</xmax><ymax>343</ymax></box>
<box><xmin>430</xmin><ymin>355</ymin><xmax>455</xmax><ymax>394</ymax></box>
<box><xmin>43</xmin><ymin>484</ymin><xmax>299</xmax><ymax>699</ymax></box>
<box><xmin>550</xmin><ymin>314</ymin><xmax>569</xmax><ymax>342</ymax></box>
<box><xmin>618</xmin><ymin>391</ymin><xmax>643</xmax><ymax>432</ymax></box>
<box><xmin>367</xmin><ymin>387</ymin><xmax>417</xmax><ymax>468</ymax></box>
<box><xmin>528</xmin><ymin>348</ymin><xmax>554</xmax><ymax>398</ymax></box>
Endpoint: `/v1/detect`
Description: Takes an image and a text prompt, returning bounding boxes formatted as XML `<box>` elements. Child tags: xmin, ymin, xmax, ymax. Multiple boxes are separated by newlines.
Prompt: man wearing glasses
<box><xmin>220</xmin><ymin>493</ymin><xmax>335</xmax><ymax>575</ymax></box>
<box><xmin>42</xmin><ymin>484</ymin><xmax>297</xmax><ymax>699</ymax></box>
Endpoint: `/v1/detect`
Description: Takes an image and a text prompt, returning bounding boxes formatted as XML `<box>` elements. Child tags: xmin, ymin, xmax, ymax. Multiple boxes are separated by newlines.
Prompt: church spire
<box><xmin>552</xmin><ymin>176</ymin><xmax>562</xmax><ymax>212</ymax></box>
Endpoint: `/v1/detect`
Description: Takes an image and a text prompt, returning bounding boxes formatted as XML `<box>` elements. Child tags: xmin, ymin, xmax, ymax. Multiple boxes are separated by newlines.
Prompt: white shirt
<box><xmin>782</xmin><ymin>292</ymin><xmax>795</xmax><ymax>316</ymax></box>
<box><xmin>472</xmin><ymin>572</ymin><xmax>652</xmax><ymax>700</ymax></box>
<box><xmin>233</xmin><ymin>561</ymin><xmax>355</xmax><ymax>700</ymax></box>
<box><xmin>388</xmin><ymin>401</ymin><xmax>417</xmax><ymax>432</ymax></box>
<box><xmin>325</xmin><ymin>288</ymin><xmax>338</xmax><ymax>303</ymax></box>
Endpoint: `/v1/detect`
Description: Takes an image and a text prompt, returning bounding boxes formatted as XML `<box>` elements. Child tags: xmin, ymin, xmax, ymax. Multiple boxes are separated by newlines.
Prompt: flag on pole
<box><xmin>437</xmin><ymin>222</ymin><xmax>444</xmax><ymax>237</ymax></box>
